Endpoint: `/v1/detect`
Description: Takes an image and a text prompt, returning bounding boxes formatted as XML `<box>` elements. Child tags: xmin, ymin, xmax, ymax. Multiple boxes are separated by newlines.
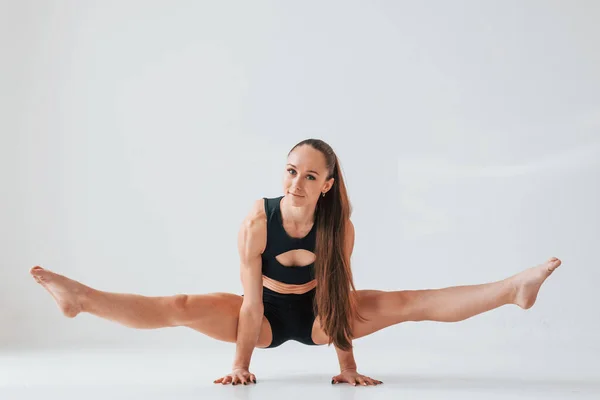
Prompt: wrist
<box><xmin>340</xmin><ymin>365</ymin><xmax>357</xmax><ymax>373</ymax></box>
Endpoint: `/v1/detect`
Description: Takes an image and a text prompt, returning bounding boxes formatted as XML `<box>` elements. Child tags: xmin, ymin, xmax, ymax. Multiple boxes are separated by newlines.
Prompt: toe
<box><xmin>547</xmin><ymin>258</ymin><xmax>561</xmax><ymax>272</ymax></box>
<box><xmin>30</xmin><ymin>266</ymin><xmax>44</xmax><ymax>275</ymax></box>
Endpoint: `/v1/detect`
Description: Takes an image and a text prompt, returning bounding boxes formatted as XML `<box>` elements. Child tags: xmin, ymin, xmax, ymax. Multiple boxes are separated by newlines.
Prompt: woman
<box><xmin>30</xmin><ymin>138</ymin><xmax>562</xmax><ymax>387</ymax></box>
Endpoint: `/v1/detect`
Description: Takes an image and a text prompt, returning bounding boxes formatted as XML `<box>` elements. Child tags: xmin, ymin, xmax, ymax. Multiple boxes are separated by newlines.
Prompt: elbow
<box><xmin>240</xmin><ymin>301</ymin><xmax>264</xmax><ymax>317</ymax></box>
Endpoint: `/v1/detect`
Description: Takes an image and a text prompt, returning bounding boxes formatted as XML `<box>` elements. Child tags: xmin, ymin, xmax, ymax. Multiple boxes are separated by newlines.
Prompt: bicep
<box><xmin>239</xmin><ymin>254</ymin><xmax>263</xmax><ymax>308</ymax></box>
<box><xmin>237</xmin><ymin>202</ymin><xmax>266</xmax><ymax>309</ymax></box>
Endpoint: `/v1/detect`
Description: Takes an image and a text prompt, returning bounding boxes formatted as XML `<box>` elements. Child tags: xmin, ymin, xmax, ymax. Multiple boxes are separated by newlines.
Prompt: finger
<box><xmin>251</xmin><ymin>374</ymin><xmax>257</xmax><ymax>384</ymax></box>
<box><xmin>213</xmin><ymin>377</ymin><xmax>222</xmax><ymax>384</ymax></box>
<box><xmin>224</xmin><ymin>376</ymin><xmax>232</xmax><ymax>385</ymax></box>
<box><xmin>361</xmin><ymin>376</ymin><xmax>373</xmax><ymax>386</ymax></box>
<box><xmin>356</xmin><ymin>377</ymin><xmax>367</xmax><ymax>386</ymax></box>
<box><xmin>240</xmin><ymin>374</ymin><xmax>249</xmax><ymax>385</ymax></box>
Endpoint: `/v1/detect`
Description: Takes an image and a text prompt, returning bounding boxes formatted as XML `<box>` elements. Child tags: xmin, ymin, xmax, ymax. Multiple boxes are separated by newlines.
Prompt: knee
<box><xmin>399</xmin><ymin>290</ymin><xmax>430</xmax><ymax>322</ymax></box>
<box><xmin>355</xmin><ymin>290</ymin><xmax>420</xmax><ymax>324</ymax></box>
<box><xmin>393</xmin><ymin>290</ymin><xmax>425</xmax><ymax>322</ymax></box>
<box><xmin>170</xmin><ymin>294</ymin><xmax>189</xmax><ymax>314</ymax></box>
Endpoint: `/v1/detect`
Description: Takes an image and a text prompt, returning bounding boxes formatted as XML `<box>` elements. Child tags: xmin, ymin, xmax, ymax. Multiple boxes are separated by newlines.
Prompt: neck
<box><xmin>281</xmin><ymin>195</ymin><xmax>316</xmax><ymax>226</ymax></box>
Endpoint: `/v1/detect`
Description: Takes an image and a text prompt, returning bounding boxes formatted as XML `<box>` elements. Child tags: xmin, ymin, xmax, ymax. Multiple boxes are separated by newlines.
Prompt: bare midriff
<box><xmin>262</xmin><ymin>275</ymin><xmax>317</xmax><ymax>294</ymax></box>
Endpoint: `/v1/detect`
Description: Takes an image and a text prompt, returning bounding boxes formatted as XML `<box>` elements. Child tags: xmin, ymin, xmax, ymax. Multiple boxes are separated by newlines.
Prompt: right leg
<box><xmin>29</xmin><ymin>266</ymin><xmax>273</xmax><ymax>348</ymax></box>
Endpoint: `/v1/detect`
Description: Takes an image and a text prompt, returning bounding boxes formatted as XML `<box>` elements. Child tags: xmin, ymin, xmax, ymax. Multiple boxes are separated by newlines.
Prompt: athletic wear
<box><xmin>262</xmin><ymin>196</ymin><xmax>319</xmax><ymax>348</ymax></box>
<box><xmin>261</xmin><ymin>196</ymin><xmax>317</xmax><ymax>285</ymax></box>
<box><xmin>242</xmin><ymin>196</ymin><xmax>321</xmax><ymax>348</ymax></box>
<box><xmin>262</xmin><ymin>286</ymin><xmax>318</xmax><ymax>348</ymax></box>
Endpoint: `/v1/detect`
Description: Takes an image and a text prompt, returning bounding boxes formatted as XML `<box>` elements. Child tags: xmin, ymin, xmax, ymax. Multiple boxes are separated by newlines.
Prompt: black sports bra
<box><xmin>261</xmin><ymin>196</ymin><xmax>317</xmax><ymax>285</ymax></box>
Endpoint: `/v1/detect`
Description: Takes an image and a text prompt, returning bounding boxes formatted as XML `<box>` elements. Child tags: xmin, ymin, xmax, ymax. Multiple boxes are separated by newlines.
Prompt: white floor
<box><xmin>1</xmin><ymin>346</ymin><xmax>599</xmax><ymax>400</ymax></box>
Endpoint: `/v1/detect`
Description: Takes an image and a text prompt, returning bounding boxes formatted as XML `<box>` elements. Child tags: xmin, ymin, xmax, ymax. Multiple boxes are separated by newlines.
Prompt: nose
<box><xmin>291</xmin><ymin>182</ymin><xmax>304</xmax><ymax>193</ymax></box>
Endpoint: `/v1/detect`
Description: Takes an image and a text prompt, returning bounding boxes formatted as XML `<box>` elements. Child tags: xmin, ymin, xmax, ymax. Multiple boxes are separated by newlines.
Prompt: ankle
<box><xmin>504</xmin><ymin>278</ymin><xmax>518</xmax><ymax>305</ymax></box>
<box><xmin>78</xmin><ymin>286</ymin><xmax>94</xmax><ymax>313</ymax></box>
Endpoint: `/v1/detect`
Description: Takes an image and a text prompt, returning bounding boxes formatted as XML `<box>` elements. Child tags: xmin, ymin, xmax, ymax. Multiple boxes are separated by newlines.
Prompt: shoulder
<box><xmin>246</xmin><ymin>198</ymin><xmax>267</xmax><ymax>224</ymax></box>
<box><xmin>238</xmin><ymin>199</ymin><xmax>268</xmax><ymax>255</ymax></box>
<box><xmin>240</xmin><ymin>198</ymin><xmax>267</xmax><ymax>231</ymax></box>
<box><xmin>344</xmin><ymin>219</ymin><xmax>355</xmax><ymax>255</ymax></box>
<box><xmin>346</xmin><ymin>219</ymin><xmax>355</xmax><ymax>236</ymax></box>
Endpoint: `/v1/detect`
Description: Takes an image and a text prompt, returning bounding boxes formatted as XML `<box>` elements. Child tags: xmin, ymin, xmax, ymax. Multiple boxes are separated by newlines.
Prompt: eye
<box><xmin>307</xmin><ymin>175</ymin><xmax>316</xmax><ymax>181</ymax></box>
<box><xmin>287</xmin><ymin>168</ymin><xmax>296</xmax><ymax>175</ymax></box>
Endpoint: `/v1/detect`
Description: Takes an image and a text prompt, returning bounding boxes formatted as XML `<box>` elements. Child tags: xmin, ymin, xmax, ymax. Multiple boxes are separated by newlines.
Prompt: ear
<box><xmin>323</xmin><ymin>177</ymin><xmax>335</xmax><ymax>194</ymax></box>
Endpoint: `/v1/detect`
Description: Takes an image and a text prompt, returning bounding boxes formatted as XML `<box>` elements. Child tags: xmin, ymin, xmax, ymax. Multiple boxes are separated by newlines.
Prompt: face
<box><xmin>283</xmin><ymin>145</ymin><xmax>335</xmax><ymax>206</ymax></box>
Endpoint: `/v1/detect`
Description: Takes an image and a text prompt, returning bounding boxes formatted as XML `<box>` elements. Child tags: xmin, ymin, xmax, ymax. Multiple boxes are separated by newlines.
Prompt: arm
<box><xmin>232</xmin><ymin>199</ymin><xmax>267</xmax><ymax>371</ymax></box>
<box><xmin>335</xmin><ymin>219</ymin><xmax>357</xmax><ymax>371</ymax></box>
<box><xmin>332</xmin><ymin>344</ymin><xmax>381</xmax><ymax>386</ymax></box>
<box><xmin>330</xmin><ymin>220</ymin><xmax>381</xmax><ymax>386</ymax></box>
<box><xmin>335</xmin><ymin>344</ymin><xmax>357</xmax><ymax>372</ymax></box>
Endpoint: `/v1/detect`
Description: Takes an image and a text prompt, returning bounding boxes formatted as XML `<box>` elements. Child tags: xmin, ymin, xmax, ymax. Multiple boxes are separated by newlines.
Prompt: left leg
<box><xmin>311</xmin><ymin>257</ymin><xmax>561</xmax><ymax>343</ymax></box>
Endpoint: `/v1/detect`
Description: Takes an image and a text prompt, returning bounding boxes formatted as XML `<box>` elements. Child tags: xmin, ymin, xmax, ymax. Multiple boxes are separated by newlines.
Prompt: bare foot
<box><xmin>30</xmin><ymin>266</ymin><xmax>88</xmax><ymax>318</ymax></box>
<box><xmin>511</xmin><ymin>257</ymin><xmax>562</xmax><ymax>309</ymax></box>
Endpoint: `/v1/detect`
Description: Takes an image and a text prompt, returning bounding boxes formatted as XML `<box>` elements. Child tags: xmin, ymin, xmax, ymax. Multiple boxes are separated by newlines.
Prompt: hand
<box><xmin>213</xmin><ymin>368</ymin><xmax>257</xmax><ymax>385</ymax></box>
<box><xmin>331</xmin><ymin>369</ymin><xmax>382</xmax><ymax>386</ymax></box>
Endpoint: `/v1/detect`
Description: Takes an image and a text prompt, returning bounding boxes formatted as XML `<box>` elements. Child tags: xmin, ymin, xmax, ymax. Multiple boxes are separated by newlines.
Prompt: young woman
<box><xmin>30</xmin><ymin>138</ymin><xmax>561</xmax><ymax>387</ymax></box>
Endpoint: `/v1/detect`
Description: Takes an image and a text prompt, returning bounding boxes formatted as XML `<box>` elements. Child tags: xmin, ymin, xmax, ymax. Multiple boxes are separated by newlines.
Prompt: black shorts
<box><xmin>243</xmin><ymin>286</ymin><xmax>320</xmax><ymax>348</ymax></box>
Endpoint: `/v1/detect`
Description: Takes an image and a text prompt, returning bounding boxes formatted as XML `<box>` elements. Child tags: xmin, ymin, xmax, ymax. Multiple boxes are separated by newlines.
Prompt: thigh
<box><xmin>182</xmin><ymin>292</ymin><xmax>273</xmax><ymax>348</ymax></box>
<box><xmin>311</xmin><ymin>289</ymin><xmax>407</xmax><ymax>343</ymax></box>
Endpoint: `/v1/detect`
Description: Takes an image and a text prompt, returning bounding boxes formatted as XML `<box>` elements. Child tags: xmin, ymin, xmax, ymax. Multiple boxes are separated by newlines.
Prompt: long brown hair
<box><xmin>288</xmin><ymin>139</ymin><xmax>364</xmax><ymax>351</ymax></box>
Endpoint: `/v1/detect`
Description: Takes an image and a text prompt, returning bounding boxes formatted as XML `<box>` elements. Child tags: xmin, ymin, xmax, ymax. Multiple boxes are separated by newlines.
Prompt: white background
<box><xmin>1</xmin><ymin>0</ymin><xmax>599</xmax><ymax>397</ymax></box>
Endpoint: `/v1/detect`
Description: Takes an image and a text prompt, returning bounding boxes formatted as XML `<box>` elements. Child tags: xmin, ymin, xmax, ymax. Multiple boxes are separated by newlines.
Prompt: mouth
<box><xmin>289</xmin><ymin>192</ymin><xmax>304</xmax><ymax>197</ymax></box>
